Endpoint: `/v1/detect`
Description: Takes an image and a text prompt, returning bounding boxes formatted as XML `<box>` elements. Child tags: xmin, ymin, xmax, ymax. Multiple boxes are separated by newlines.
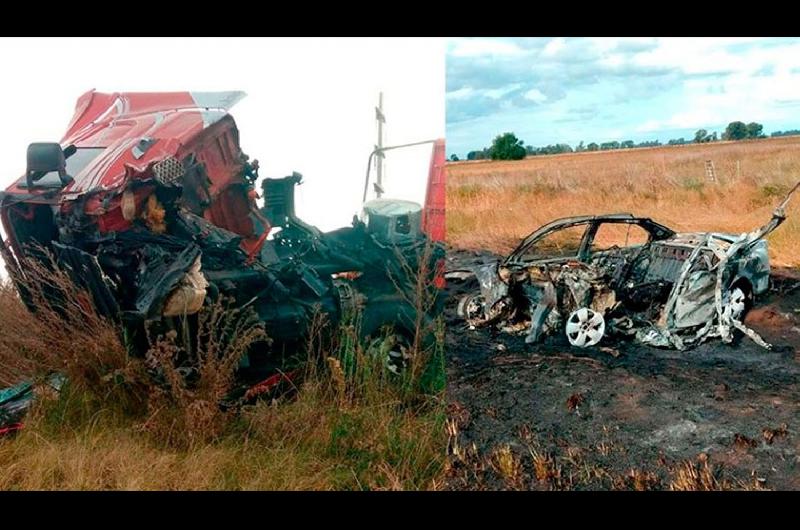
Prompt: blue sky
<box><xmin>446</xmin><ymin>37</ymin><xmax>800</xmax><ymax>158</ymax></box>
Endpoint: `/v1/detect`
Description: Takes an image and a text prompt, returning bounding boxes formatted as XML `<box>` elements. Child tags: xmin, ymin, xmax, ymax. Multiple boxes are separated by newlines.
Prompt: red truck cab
<box><xmin>1</xmin><ymin>90</ymin><xmax>263</xmax><ymax>272</ymax></box>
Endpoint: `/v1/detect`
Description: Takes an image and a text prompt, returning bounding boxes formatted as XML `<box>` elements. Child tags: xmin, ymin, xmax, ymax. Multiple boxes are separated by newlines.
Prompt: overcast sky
<box><xmin>447</xmin><ymin>37</ymin><xmax>800</xmax><ymax>157</ymax></box>
<box><xmin>0</xmin><ymin>37</ymin><xmax>444</xmax><ymax>235</ymax></box>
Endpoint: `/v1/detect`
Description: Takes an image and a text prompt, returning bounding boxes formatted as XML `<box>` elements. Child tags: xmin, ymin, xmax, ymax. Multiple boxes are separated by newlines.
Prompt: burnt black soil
<box><xmin>444</xmin><ymin>248</ymin><xmax>800</xmax><ymax>490</ymax></box>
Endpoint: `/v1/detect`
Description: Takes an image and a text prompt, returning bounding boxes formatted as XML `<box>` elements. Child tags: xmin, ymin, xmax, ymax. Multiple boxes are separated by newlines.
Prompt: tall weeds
<box><xmin>142</xmin><ymin>298</ymin><xmax>268</xmax><ymax>447</ymax></box>
<box><xmin>0</xmin><ymin>251</ymin><xmax>148</xmax><ymax>412</ymax></box>
<box><xmin>0</xmin><ymin>242</ymin><xmax>447</xmax><ymax>489</ymax></box>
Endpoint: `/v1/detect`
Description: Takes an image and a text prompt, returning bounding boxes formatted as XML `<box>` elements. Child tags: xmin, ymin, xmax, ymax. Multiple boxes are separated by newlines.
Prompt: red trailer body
<box><xmin>421</xmin><ymin>139</ymin><xmax>446</xmax><ymax>243</ymax></box>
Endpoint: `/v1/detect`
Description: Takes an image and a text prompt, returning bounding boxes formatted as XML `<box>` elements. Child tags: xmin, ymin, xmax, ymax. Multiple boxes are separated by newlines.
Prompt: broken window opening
<box><xmin>591</xmin><ymin>222</ymin><xmax>650</xmax><ymax>253</ymax></box>
<box><xmin>518</xmin><ymin>223</ymin><xmax>588</xmax><ymax>262</ymax></box>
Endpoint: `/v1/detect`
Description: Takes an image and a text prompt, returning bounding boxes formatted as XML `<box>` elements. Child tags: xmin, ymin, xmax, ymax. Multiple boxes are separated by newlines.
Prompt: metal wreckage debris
<box><xmin>0</xmin><ymin>91</ymin><xmax>446</xmax><ymax>418</ymax></box>
<box><xmin>0</xmin><ymin>375</ymin><xmax>65</xmax><ymax>437</ymax></box>
<box><xmin>452</xmin><ymin>182</ymin><xmax>800</xmax><ymax>351</ymax></box>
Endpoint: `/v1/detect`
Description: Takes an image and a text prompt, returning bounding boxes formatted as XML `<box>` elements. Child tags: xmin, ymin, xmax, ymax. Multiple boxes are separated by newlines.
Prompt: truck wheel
<box><xmin>386</xmin><ymin>332</ymin><xmax>412</xmax><ymax>375</ymax></box>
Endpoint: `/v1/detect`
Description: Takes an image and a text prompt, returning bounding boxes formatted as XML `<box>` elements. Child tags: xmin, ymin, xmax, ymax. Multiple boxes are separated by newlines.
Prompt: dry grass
<box><xmin>669</xmin><ymin>453</ymin><xmax>727</xmax><ymax>491</ymax></box>
<box><xmin>0</xmin><ymin>253</ymin><xmax>149</xmax><ymax>411</ymax></box>
<box><xmin>490</xmin><ymin>444</ymin><xmax>522</xmax><ymax>488</ymax></box>
<box><xmin>0</xmin><ymin>246</ymin><xmax>447</xmax><ymax>490</ymax></box>
<box><xmin>0</xmin><ymin>384</ymin><xmax>445</xmax><ymax>490</ymax></box>
<box><xmin>626</xmin><ymin>468</ymin><xmax>661</xmax><ymax>491</ymax></box>
<box><xmin>448</xmin><ymin>136</ymin><xmax>800</xmax><ymax>267</ymax></box>
<box><xmin>444</xmin><ymin>418</ymin><xmax>764</xmax><ymax>491</ymax></box>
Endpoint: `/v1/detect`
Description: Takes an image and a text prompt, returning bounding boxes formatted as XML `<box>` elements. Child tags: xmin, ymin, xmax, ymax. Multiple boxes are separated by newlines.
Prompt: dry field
<box><xmin>447</xmin><ymin>136</ymin><xmax>800</xmax><ymax>267</ymax></box>
<box><xmin>445</xmin><ymin>136</ymin><xmax>800</xmax><ymax>490</ymax></box>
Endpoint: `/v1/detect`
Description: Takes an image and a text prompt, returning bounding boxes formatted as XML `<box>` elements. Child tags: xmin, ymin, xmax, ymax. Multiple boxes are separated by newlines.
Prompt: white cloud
<box><xmin>599</xmin><ymin>54</ymin><xmax>624</xmax><ymax>68</ymax></box>
<box><xmin>542</xmin><ymin>37</ymin><xmax>566</xmax><ymax>57</ymax></box>
<box><xmin>634</xmin><ymin>38</ymin><xmax>800</xmax><ymax>77</ymax></box>
<box><xmin>635</xmin><ymin>65</ymin><xmax>800</xmax><ymax>133</ymax></box>
<box><xmin>447</xmin><ymin>86</ymin><xmax>475</xmax><ymax>100</ymax></box>
<box><xmin>447</xmin><ymin>83</ymin><xmax>524</xmax><ymax>102</ymax></box>
<box><xmin>485</xmin><ymin>83</ymin><xmax>523</xmax><ymax>100</ymax></box>
<box><xmin>523</xmin><ymin>88</ymin><xmax>548</xmax><ymax>104</ymax></box>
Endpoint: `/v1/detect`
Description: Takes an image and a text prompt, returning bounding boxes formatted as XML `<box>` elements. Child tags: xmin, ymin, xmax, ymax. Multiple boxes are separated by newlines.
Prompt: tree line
<box><xmin>454</xmin><ymin>121</ymin><xmax>797</xmax><ymax>162</ymax></box>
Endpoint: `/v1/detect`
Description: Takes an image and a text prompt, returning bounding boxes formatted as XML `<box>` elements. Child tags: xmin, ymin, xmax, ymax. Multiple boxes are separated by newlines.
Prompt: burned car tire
<box><xmin>457</xmin><ymin>293</ymin><xmax>486</xmax><ymax>327</ymax></box>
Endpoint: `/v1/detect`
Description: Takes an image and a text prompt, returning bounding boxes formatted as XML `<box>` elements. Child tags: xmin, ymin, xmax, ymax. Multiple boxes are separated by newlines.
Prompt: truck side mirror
<box><xmin>26</xmin><ymin>142</ymin><xmax>72</xmax><ymax>188</ymax></box>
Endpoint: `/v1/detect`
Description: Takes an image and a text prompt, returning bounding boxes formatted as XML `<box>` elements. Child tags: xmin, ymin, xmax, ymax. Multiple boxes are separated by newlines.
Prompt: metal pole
<box><xmin>362</xmin><ymin>139</ymin><xmax>438</xmax><ymax>203</ymax></box>
<box><xmin>375</xmin><ymin>92</ymin><xmax>385</xmax><ymax>198</ymax></box>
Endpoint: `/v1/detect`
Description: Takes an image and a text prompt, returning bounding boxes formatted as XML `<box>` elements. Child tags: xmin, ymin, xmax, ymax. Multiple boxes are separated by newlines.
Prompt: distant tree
<box><xmin>467</xmin><ymin>148</ymin><xmax>491</xmax><ymax>160</ymax></box>
<box><xmin>709</xmin><ymin>132</ymin><xmax>718</xmax><ymax>142</ymax></box>
<box><xmin>621</xmin><ymin>140</ymin><xmax>635</xmax><ymax>149</ymax></box>
<box><xmin>587</xmin><ymin>142</ymin><xmax>599</xmax><ymax>151</ymax></box>
<box><xmin>450</xmin><ymin>154</ymin><xmax>460</xmax><ymax>162</ymax></box>
<box><xmin>746</xmin><ymin>122</ymin><xmax>764</xmax><ymax>139</ymax></box>
<box><xmin>771</xmin><ymin>129</ymin><xmax>800</xmax><ymax>137</ymax></box>
<box><xmin>668</xmin><ymin>138</ymin><xmax>686</xmax><ymax>145</ymax></box>
<box><xmin>489</xmin><ymin>132</ymin><xmax>527</xmax><ymax>161</ymax></box>
<box><xmin>576</xmin><ymin>141</ymin><xmax>585</xmax><ymax>152</ymax></box>
<box><xmin>723</xmin><ymin>121</ymin><xmax>748</xmax><ymax>141</ymax></box>
<box><xmin>694</xmin><ymin>129</ymin><xmax>709</xmax><ymax>143</ymax></box>
<box><xmin>600</xmin><ymin>141</ymin><xmax>620</xmax><ymax>150</ymax></box>
<box><xmin>637</xmin><ymin>140</ymin><xmax>662</xmax><ymax>148</ymax></box>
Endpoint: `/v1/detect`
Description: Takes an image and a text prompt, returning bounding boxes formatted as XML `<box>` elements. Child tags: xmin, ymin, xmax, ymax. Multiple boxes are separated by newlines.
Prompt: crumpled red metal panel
<box><xmin>421</xmin><ymin>138</ymin><xmax>445</xmax><ymax>242</ymax></box>
<box><xmin>62</xmin><ymin>90</ymin><xmax>245</xmax><ymax>142</ymax></box>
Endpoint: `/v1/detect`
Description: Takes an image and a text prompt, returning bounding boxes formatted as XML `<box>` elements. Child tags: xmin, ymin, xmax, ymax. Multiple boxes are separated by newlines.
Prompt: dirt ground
<box><xmin>444</xmin><ymin>248</ymin><xmax>800</xmax><ymax>491</ymax></box>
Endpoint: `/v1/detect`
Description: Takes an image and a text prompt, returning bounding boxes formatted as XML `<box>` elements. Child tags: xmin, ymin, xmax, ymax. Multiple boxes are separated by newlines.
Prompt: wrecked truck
<box><xmin>0</xmin><ymin>90</ymin><xmax>445</xmax><ymax>381</ymax></box>
<box><xmin>452</xmin><ymin>188</ymin><xmax>797</xmax><ymax>351</ymax></box>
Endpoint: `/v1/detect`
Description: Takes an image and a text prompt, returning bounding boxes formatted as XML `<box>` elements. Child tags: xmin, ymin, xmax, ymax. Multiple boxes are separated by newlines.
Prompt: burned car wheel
<box><xmin>565</xmin><ymin>307</ymin><xmax>606</xmax><ymax>347</ymax></box>
<box><xmin>723</xmin><ymin>285</ymin><xmax>751</xmax><ymax>322</ymax></box>
<box><xmin>457</xmin><ymin>293</ymin><xmax>486</xmax><ymax>327</ymax></box>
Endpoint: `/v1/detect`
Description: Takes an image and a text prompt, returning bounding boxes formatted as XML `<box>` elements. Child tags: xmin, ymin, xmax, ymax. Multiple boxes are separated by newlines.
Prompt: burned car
<box><xmin>454</xmin><ymin>189</ymin><xmax>797</xmax><ymax>351</ymax></box>
<box><xmin>0</xmin><ymin>90</ymin><xmax>444</xmax><ymax>381</ymax></box>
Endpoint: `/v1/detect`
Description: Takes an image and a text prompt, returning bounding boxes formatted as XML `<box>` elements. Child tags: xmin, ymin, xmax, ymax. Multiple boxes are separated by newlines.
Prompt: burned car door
<box><xmin>501</xmin><ymin>220</ymin><xmax>594</xmax><ymax>343</ymax></box>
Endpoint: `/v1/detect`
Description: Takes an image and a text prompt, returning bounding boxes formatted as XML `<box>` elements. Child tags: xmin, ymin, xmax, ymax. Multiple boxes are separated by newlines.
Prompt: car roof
<box><xmin>525</xmin><ymin>213</ymin><xmax>650</xmax><ymax>235</ymax></box>
<box><xmin>506</xmin><ymin>213</ymin><xmax>675</xmax><ymax>263</ymax></box>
